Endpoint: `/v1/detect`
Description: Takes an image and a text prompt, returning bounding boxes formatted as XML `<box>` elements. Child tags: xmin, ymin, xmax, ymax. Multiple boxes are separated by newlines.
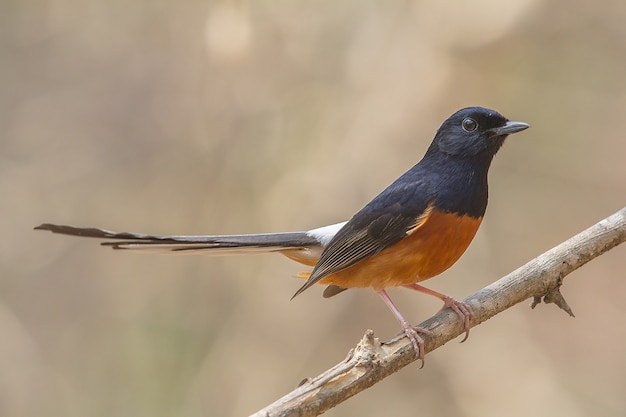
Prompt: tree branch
<box><xmin>251</xmin><ymin>206</ymin><xmax>626</xmax><ymax>417</ymax></box>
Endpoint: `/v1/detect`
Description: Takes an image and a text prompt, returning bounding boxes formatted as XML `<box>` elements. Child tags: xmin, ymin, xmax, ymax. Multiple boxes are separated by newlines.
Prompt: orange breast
<box><xmin>320</xmin><ymin>210</ymin><xmax>482</xmax><ymax>290</ymax></box>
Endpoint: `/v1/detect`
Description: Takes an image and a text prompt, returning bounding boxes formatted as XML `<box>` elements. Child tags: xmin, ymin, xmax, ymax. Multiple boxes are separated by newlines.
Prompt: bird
<box><xmin>35</xmin><ymin>106</ymin><xmax>529</xmax><ymax>365</ymax></box>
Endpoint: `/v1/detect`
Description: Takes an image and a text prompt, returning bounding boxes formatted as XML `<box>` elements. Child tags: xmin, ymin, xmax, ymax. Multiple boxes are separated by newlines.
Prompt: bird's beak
<box><xmin>490</xmin><ymin>121</ymin><xmax>530</xmax><ymax>136</ymax></box>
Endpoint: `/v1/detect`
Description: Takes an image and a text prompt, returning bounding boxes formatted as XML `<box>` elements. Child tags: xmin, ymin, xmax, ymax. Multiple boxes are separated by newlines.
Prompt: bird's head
<box><xmin>429</xmin><ymin>107</ymin><xmax>529</xmax><ymax>159</ymax></box>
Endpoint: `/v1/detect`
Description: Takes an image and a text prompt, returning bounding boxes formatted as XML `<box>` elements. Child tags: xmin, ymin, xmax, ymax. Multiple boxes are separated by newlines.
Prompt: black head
<box><xmin>427</xmin><ymin>107</ymin><xmax>529</xmax><ymax>159</ymax></box>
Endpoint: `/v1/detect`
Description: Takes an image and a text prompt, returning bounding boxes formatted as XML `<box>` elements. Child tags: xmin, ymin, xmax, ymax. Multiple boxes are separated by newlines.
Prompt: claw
<box><xmin>402</xmin><ymin>325</ymin><xmax>432</xmax><ymax>368</ymax></box>
<box><xmin>404</xmin><ymin>283</ymin><xmax>475</xmax><ymax>342</ymax></box>
<box><xmin>439</xmin><ymin>296</ymin><xmax>474</xmax><ymax>342</ymax></box>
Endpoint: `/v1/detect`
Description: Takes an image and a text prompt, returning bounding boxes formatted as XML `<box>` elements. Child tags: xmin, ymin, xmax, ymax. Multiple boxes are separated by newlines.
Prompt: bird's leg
<box><xmin>375</xmin><ymin>289</ymin><xmax>432</xmax><ymax>367</ymax></box>
<box><xmin>404</xmin><ymin>283</ymin><xmax>474</xmax><ymax>342</ymax></box>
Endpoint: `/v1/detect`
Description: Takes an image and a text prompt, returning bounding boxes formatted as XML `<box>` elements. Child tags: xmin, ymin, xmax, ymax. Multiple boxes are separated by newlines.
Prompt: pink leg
<box><xmin>376</xmin><ymin>289</ymin><xmax>432</xmax><ymax>367</ymax></box>
<box><xmin>404</xmin><ymin>283</ymin><xmax>474</xmax><ymax>342</ymax></box>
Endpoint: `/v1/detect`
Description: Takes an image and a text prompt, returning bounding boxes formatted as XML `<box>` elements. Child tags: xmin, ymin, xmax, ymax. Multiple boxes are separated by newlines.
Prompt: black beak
<box><xmin>490</xmin><ymin>121</ymin><xmax>530</xmax><ymax>136</ymax></box>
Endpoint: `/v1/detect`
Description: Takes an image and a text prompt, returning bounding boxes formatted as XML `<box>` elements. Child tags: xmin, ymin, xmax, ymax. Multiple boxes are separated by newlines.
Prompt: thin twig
<box><xmin>251</xmin><ymin>206</ymin><xmax>626</xmax><ymax>417</ymax></box>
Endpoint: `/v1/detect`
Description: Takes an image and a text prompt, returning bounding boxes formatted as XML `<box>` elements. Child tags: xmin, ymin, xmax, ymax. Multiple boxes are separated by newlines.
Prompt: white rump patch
<box><xmin>306</xmin><ymin>221</ymin><xmax>347</xmax><ymax>246</ymax></box>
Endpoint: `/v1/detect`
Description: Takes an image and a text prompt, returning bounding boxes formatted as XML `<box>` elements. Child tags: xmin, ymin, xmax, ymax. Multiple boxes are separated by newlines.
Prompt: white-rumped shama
<box><xmin>36</xmin><ymin>106</ymin><xmax>529</xmax><ymax>364</ymax></box>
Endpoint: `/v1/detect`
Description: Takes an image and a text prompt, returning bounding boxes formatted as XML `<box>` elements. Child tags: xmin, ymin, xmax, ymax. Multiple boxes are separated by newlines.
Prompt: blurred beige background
<box><xmin>3</xmin><ymin>0</ymin><xmax>626</xmax><ymax>416</ymax></box>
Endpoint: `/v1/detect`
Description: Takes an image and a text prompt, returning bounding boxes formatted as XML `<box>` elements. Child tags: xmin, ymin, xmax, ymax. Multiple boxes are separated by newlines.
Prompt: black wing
<box><xmin>292</xmin><ymin>174</ymin><xmax>433</xmax><ymax>297</ymax></box>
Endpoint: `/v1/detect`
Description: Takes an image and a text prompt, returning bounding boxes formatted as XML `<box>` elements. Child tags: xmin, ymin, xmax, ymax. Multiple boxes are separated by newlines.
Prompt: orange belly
<box><xmin>319</xmin><ymin>210</ymin><xmax>482</xmax><ymax>290</ymax></box>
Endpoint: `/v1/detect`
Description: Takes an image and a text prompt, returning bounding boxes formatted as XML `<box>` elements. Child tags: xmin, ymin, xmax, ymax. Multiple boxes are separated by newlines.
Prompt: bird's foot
<box><xmin>376</xmin><ymin>288</ymin><xmax>433</xmax><ymax>367</ymax></box>
<box><xmin>439</xmin><ymin>296</ymin><xmax>474</xmax><ymax>342</ymax></box>
<box><xmin>401</xmin><ymin>323</ymin><xmax>432</xmax><ymax>368</ymax></box>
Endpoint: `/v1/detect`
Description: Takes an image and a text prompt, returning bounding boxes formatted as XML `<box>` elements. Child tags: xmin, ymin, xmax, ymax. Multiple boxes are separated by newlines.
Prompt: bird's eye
<box><xmin>462</xmin><ymin>117</ymin><xmax>478</xmax><ymax>132</ymax></box>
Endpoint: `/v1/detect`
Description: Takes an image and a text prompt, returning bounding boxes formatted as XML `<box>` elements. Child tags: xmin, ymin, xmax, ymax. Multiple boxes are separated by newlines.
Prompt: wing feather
<box><xmin>292</xmin><ymin>176</ymin><xmax>434</xmax><ymax>298</ymax></box>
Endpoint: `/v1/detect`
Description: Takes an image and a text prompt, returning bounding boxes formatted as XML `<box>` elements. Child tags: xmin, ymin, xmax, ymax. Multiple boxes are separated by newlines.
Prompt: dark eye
<box><xmin>462</xmin><ymin>117</ymin><xmax>478</xmax><ymax>132</ymax></box>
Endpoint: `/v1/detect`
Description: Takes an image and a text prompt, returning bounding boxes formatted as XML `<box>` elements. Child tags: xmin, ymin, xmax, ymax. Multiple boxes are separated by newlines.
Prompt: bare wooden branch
<box><xmin>251</xmin><ymin>206</ymin><xmax>626</xmax><ymax>417</ymax></box>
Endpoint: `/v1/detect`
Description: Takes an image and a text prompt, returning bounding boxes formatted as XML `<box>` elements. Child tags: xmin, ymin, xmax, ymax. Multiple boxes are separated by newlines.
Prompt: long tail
<box><xmin>34</xmin><ymin>222</ymin><xmax>346</xmax><ymax>266</ymax></box>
